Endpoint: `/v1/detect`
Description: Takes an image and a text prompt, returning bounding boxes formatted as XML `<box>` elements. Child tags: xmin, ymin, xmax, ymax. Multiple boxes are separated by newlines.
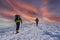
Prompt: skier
<box><xmin>35</xmin><ymin>18</ymin><xmax>39</xmax><ymax>26</ymax></box>
<box><xmin>15</xmin><ymin>15</ymin><xmax>22</xmax><ymax>34</ymax></box>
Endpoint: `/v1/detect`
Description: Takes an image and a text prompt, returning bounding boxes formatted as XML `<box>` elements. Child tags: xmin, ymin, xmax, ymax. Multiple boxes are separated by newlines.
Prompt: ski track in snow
<box><xmin>0</xmin><ymin>23</ymin><xmax>60</xmax><ymax>40</ymax></box>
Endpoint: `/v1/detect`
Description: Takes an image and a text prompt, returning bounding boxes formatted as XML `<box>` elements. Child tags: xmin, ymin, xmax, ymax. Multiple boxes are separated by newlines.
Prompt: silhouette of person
<box><xmin>15</xmin><ymin>15</ymin><xmax>22</xmax><ymax>34</ymax></box>
<box><xmin>35</xmin><ymin>18</ymin><xmax>39</xmax><ymax>26</ymax></box>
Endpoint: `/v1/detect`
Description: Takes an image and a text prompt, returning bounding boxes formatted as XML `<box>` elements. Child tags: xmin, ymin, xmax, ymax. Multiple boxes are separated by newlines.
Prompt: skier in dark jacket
<box><xmin>15</xmin><ymin>15</ymin><xmax>22</xmax><ymax>34</ymax></box>
<box><xmin>35</xmin><ymin>18</ymin><xmax>39</xmax><ymax>26</ymax></box>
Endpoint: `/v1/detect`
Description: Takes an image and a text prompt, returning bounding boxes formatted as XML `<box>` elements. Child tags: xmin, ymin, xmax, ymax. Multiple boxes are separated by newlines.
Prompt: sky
<box><xmin>0</xmin><ymin>0</ymin><xmax>60</xmax><ymax>28</ymax></box>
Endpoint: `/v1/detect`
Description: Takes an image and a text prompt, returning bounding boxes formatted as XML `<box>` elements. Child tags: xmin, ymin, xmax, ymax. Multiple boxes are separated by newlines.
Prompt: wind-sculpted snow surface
<box><xmin>0</xmin><ymin>23</ymin><xmax>60</xmax><ymax>40</ymax></box>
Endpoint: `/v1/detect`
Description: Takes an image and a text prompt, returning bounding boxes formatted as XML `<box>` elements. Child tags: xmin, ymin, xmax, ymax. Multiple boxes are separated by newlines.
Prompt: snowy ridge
<box><xmin>0</xmin><ymin>23</ymin><xmax>60</xmax><ymax>40</ymax></box>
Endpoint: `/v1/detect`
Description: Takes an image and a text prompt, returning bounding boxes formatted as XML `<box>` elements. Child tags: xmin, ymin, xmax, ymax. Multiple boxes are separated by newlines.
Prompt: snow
<box><xmin>0</xmin><ymin>23</ymin><xmax>60</xmax><ymax>40</ymax></box>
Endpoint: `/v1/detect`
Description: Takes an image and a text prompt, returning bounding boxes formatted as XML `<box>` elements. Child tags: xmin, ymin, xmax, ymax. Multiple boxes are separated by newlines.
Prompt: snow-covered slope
<box><xmin>0</xmin><ymin>23</ymin><xmax>60</xmax><ymax>40</ymax></box>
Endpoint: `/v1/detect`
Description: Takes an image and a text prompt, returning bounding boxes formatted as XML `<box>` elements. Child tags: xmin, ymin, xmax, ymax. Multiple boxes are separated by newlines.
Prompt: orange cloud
<box><xmin>1</xmin><ymin>0</ymin><xmax>60</xmax><ymax>23</ymax></box>
<box><xmin>0</xmin><ymin>0</ymin><xmax>41</xmax><ymax>23</ymax></box>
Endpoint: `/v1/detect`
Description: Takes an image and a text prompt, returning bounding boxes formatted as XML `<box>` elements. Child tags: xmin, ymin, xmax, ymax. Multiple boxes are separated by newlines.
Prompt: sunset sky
<box><xmin>0</xmin><ymin>0</ymin><xmax>60</xmax><ymax>28</ymax></box>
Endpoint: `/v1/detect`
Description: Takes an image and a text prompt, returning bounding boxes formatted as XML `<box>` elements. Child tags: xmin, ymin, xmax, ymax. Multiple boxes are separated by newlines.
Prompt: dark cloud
<box><xmin>0</xmin><ymin>0</ymin><xmax>13</xmax><ymax>11</ymax></box>
<box><xmin>20</xmin><ymin>0</ymin><xmax>42</xmax><ymax>8</ymax></box>
<box><xmin>47</xmin><ymin>0</ymin><xmax>60</xmax><ymax>16</ymax></box>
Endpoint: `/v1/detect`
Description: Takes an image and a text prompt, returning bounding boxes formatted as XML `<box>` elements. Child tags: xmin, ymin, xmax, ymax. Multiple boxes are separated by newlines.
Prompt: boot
<box><xmin>16</xmin><ymin>30</ymin><xmax>19</xmax><ymax>34</ymax></box>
